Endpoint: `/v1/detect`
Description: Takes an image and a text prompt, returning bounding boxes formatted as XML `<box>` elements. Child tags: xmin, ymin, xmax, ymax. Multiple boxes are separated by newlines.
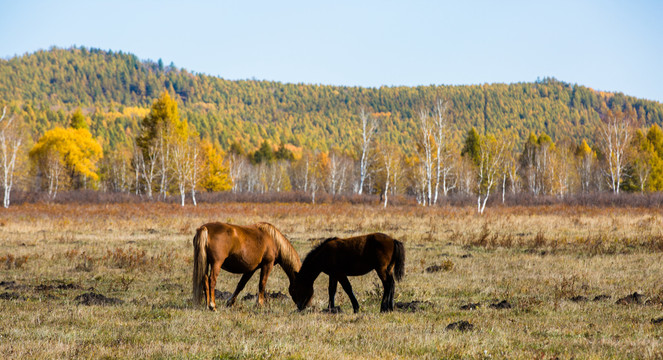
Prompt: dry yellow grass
<box><xmin>0</xmin><ymin>202</ymin><xmax>662</xmax><ymax>359</ymax></box>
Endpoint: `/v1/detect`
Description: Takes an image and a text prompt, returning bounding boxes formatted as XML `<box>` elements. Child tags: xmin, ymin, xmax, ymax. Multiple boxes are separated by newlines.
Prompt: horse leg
<box><xmin>227</xmin><ymin>270</ymin><xmax>256</xmax><ymax>307</ymax></box>
<box><xmin>388</xmin><ymin>274</ymin><xmax>396</xmax><ymax>311</ymax></box>
<box><xmin>328</xmin><ymin>276</ymin><xmax>338</xmax><ymax>309</ymax></box>
<box><xmin>338</xmin><ymin>276</ymin><xmax>360</xmax><ymax>313</ymax></box>
<box><xmin>203</xmin><ymin>273</ymin><xmax>210</xmax><ymax>308</ymax></box>
<box><xmin>208</xmin><ymin>261</ymin><xmax>222</xmax><ymax>311</ymax></box>
<box><xmin>376</xmin><ymin>267</ymin><xmax>396</xmax><ymax>312</ymax></box>
<box><xmin>381</xmin><ymin>274</ymin><xmax>395</xmax><ymax>312</ymax></box>
<box><xmin>257</xmin><ymin>262</ymin><xmax>274</xmax><ymax>306</ymax></box>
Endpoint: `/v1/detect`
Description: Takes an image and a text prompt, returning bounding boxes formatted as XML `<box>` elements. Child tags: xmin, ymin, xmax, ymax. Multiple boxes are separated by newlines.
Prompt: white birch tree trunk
<box><xmin>358</xmin><ymin>108</ymin><xmax>378</xmax><ymax>195</ymax></box>
<box><xmin>597</xmin><ymin>110</ymin><xmax>632</xmax><ymax>194</ymax></box>
<box><xmin>0</xmin><ymin>107</ymin><xmax>22</xmax><ymax>208</ymax></box>
<box><xmin>433</xmin><ymin>99</ymin><xmax>450</xmax><ymax>205</ymax></box>
<box><xmin>417</xmin><ymin>109</ymin><xmax>434</xmax><ymax>206</ymax></box>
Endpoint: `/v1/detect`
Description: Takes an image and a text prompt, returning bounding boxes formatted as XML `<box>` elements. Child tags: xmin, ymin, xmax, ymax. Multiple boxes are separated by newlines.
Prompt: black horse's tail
<box><xmin>393</xmin><ymin>240</ymin><xmax>405</xmax><ymax>282</ymax></box>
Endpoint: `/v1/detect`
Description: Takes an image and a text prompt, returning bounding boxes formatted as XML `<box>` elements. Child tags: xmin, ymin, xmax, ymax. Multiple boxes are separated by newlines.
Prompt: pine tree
<box><xmin>69</xmin><ymin>108</ymin><xmax>89</xmax><ymax>130</ymax></box>
<box><xmin>461</xmin><ymin>127</ymin><xmax>481</xmax><ymax>166</ymax></box>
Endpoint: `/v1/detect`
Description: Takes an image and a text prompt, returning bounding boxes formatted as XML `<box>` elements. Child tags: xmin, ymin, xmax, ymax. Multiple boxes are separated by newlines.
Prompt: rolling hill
<box><xmin>1</xmin><ymin>46</ymin><xmax>662</xmax><ymax>153</ymax></box>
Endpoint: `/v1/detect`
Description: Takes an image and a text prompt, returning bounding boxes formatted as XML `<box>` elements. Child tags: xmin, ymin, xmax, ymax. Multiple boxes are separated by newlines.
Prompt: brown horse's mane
<box><xmin>255</xmin><ymin>222</ymin><xmax>302</xmax><ymax>275</ymax></box>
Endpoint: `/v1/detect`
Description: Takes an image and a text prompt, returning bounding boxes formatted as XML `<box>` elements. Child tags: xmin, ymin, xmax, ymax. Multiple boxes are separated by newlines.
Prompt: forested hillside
<box><xmin>2</xmin><ymin>46</ymin><xmax>662</xmax><ymax>153</ymax></box>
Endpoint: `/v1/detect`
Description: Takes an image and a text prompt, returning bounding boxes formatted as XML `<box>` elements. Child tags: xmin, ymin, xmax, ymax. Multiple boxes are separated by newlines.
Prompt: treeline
<box><xmin>2</xmin><ymin>92</ymin><xmax>663</xmax><ymax>212</ymax></box>
<box><xmin>2</xmin><ymin>47</ymin><xmax>663</xmax><ymax>155</ymax></box>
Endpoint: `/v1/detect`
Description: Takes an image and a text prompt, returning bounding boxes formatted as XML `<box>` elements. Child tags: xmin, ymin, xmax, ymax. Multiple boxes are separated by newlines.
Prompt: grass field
<box><xmin>1</xmin><ymin>202</ymin><xmax>662</xmax><ymax>359</ymax></box>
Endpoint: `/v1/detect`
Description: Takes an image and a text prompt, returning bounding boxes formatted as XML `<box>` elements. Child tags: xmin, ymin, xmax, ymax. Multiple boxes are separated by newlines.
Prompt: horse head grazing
<box><xmin>289</xmin><ymin>272</ymin><xmax>314</xmax><ymax>311</ymax></box>
<box><xmin>290</xmin><ymin>237</ymin><xmax>338</xmax><ymax>311</ymax></box>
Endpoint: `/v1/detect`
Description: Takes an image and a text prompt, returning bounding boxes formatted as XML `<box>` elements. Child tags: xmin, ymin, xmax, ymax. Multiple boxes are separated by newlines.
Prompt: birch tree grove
<box><xmin>171</xmin><ymin>119</ymin><xmax>198</xmax><ymax>206</ymax></box>
<box><xmin>309</xmin><ymin>152</ymin><xmax>321</xmax><ymax>203</ymax></box>
<box><xmin>357</xmin><ymin>108</ymin><xmax>378</xmax><ymax>195</ymax></box>
<box><xmin>0</xmin><ymin>107</ymin><xmax>23</xmax><ymax>208</ymax></box>
<box><xmin>552</xmin><ymin>144</ymin><xmax>574</xmax><ymax>197</ymax></box>
<box><xmin>576</xmin><ymin>139</ymin><xmax>596</xmax><ymax>193</ymax></box>
<box><xmin>190</xmin><ymin>145</ymin><xmax>199</xmax><ymax>205</ymax></box>
<box><xmin>476</xmin><ymin>134</ymin><xmax>506</xmax><ymax>214</ymax></box>
<box><xmin>417</xmin><ymin>109</ymin><xmax>434</xmax><ymax>206</ymax></box>
<box><xmin>158</xmin><ymin>126</ymin><xmax>172</xmax><ymax>200</ymax></box>
<box><xmin>101</xmin><ymin>149</ymin><xmax>131</xmax><ymax>193</ymax></box>
<box><xmin>500</xmin><ymin>137</ymin><xmax>517</xmax><ymax>203</ymax></box>
<box><xmin>378</xmin><ymin>144</ymin><xmax>401</xmax><ymax>208</ymax></box>
<box><xmin>136</xmin><ymin>91</ymin><xmax>179</xmax><ymax>199</ymax></box>
<box><xmin>327</xmin><ymin>150</ymin><xmax>352</xmax><ymax>195</ymax></box>
<box><xmin>135</xmin><ymin>142</ymin><xmax>158</xmax><ymax>198</ymax></box>
<box><xmin>597</xmin><ymin>109</ymin><xmax>633</xmax><ymax>193</ymax></box>
<box><xmin>432</xmin><ymin>99</ymin><xmax>452</xmax><ymax>204</ymax></box>
<box><xmin>630</xmin><ymin>131</ymin><xmax>654</xmax><ymax>192</ymax></box>
<box><xmin>228</xmin><ymin>152</ymin><xmax>247</xmax><ymax>193</ymax></box>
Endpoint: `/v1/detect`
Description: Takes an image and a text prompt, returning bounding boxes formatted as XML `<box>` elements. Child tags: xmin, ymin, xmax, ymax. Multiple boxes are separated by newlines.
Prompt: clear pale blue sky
<box><xmin>2</xmin><ymin>0</ymin><xmax>662</xmax><ymax>102</ymax></box>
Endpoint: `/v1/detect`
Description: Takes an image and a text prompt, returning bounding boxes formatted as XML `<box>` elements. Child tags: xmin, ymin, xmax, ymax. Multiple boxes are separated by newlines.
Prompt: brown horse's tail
<box><xmin>393</xmin><ymin>240</ymin><xmax>405</xmax><ymax>282</ymax></box>
<box><xmin>192</xmin><ymin>226</ymin><xmax>209</xmax><ymax>305</ymax></box>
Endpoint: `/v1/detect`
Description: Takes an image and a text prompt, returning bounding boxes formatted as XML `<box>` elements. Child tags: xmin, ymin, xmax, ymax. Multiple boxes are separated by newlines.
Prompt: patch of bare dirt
<box><xmin>242</xmin><ymin>291</ymin><xmax>289</xmax><ymax>301</ymax></box>
<box><xmin>460</xmin><ymin>302</ymin><xmax>481</xmax><ymax>310</ymax></box>
<box><xmin>214</xmin><ymin>290</ymin><xmax>233</xmax><ymax>301</ymax></box>
<box><xmin>645</xmin><ymin>296</ymin><xmax>663</xmax><ymax>306</ymax></box>
<box><xmin>592</xmin><ymin>294</ymin><xmax>611</xmax><ymax>301</ymax></box>
<box><xmin>36</xmin><ymin>283</ymin><xmax>82</xmax><ymax>291</ymax></box>
<box><xmin>75</xmin><ymin>292</ymin><xmax>123</xmax><ymax>306</ymax></box>
<box><xmin>446</xmin><ymin>320</ymin><xmax>474</xmax><ymax>332</ymax></box>
<box><xmin>395</xmin><ymin>300</ymin><xmax>432</xmax><ymax>312</ymax></box>
<box><xmin>322</xmin><ymin>306</ymin><xmax>342</xmax><ymax>314</ymax></box>
<box><xmin>616</xmin><ymin>292</ymin><xmax>644</xmax><ymax>305</ymax></box>
<box><xmin>268</xmin><ymin>291</ymin><xmax>289</xmax><ymax>300</ymax></box>
<box><xmin>0</xmin><ymin>292</ymin><xmax>25</xmax><ymax>301</ymax></box>
<box><xmin>0</xmin><ymin>280</ymin><xmax>29</xmax><ymax>290</ymax></box>
<box><xmin>156</xmin><ymin>283</ymin><xmax>182</xmax><ymax>291</ymax></box>
<box><xmin>0</xmin><ymin>280</ymin><xmax>16</xmax><ymax>288</ymax></box>
<box><xmin>489</xmin><ymin>300</ymin><xmax>512</xmax><ymax>309</ymax></box>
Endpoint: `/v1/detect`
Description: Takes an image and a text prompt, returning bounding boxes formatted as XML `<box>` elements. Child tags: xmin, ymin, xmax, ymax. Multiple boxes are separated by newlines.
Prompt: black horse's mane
<box><xmin>301</xmin><ymin>237</ymin><xmax>339</xmax><ymax>268</ymax></box>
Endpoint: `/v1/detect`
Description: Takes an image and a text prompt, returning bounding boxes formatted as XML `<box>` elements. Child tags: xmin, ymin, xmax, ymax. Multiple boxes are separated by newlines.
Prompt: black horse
<box><xmin>290</xmin><ymin>233</ymin><xmax>405</xmax><ymax>313</ymax></box>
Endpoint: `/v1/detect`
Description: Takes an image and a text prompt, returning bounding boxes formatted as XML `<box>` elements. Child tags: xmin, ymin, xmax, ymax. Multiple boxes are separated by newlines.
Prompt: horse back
<box><xmin>322</xmin><ymin>233</ymin><xmax>395</xmax><ymax>276</ymax></box>
<box><xmin>202</xmin><ymin>222</ymin><xmax>276</xmax><ymax>270</ymax></box>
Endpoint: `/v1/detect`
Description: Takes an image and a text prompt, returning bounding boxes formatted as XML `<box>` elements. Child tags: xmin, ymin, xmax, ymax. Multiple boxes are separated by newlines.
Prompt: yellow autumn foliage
<box><xmin>29</xmin><ymin>127</ymin><xmax>103</xmax><ymax>180</ymax></box>
<box><xmin>577</xmin><ymin>139</ymin><xmax>595</xmax><ymax>158</ymax></box>
<box><xmin>199</xmin><ymin>140</ymin><xmax>232</xmax><ymax>192</ymax></box>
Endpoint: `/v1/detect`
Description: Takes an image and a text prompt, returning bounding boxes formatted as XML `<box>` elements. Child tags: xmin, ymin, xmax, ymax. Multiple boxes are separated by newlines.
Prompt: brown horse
<box><xmin>291</xmin><ymin>233</ymin><xmax>405</xmax><ymax>313</ymax></box>
<box><xmin>192</xmin><ymin>222</ymin><xmax>301</xmax><ymax>311</ymax></box>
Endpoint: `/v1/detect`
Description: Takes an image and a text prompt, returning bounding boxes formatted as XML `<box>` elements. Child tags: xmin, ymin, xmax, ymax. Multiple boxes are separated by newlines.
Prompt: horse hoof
<box><xmin>209</xmin><ymin>305</ymin><xmax>217</xmax><ymax>312</ymax></box>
